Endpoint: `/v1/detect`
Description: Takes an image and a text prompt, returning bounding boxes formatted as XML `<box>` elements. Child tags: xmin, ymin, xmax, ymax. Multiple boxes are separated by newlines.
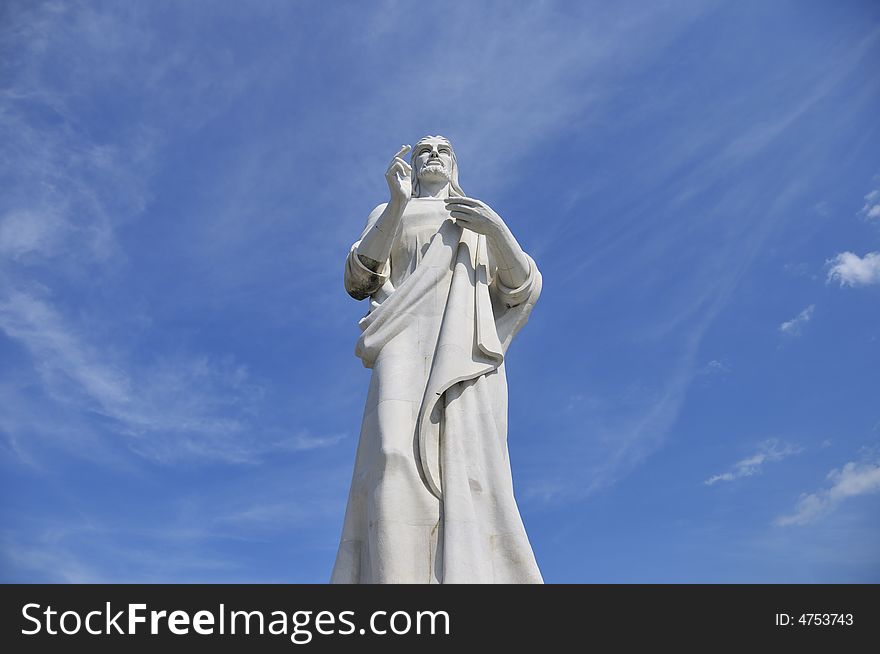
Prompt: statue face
<box><xmin>414</xmin><ymin>137</ymin><xmax>454</xmax><ymax>183</ymax></box>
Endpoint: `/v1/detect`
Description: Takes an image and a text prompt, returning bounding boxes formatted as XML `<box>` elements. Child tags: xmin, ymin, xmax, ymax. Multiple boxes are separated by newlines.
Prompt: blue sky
<box><xmin>1</xmin><ymin>0</ymin><xmax>878</xmax><ymax>583</ymax></box>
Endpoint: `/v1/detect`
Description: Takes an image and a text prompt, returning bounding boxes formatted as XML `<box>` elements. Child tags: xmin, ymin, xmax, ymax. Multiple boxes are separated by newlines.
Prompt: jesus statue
<box><xmin>331</xmin><ymin>136</ymin><xmax>543</xmax><ymax>583</ymax></box>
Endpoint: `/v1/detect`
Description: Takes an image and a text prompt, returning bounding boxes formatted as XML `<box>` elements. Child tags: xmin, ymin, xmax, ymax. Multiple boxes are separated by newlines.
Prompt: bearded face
<box><xmin>417</xmin><ymin>158</ymin><xmax>452</xmax><ymax>183</ymax></box>
<box><xmin>414</xmin><ymin>137</ymin><xmax>454</xmax><ymax>183</ymax></box>
<box><xmin>411</xmin><ymin>135</ymin><xmax>464</xmax><ymax>198</ymax></box>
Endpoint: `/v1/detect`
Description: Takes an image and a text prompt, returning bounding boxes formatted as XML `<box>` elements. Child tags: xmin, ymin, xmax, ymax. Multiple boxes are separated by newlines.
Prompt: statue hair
<box><xmin>410</xmin><ymin>135</ymin><xmax>465</xmax><ymax>198</ymax></box>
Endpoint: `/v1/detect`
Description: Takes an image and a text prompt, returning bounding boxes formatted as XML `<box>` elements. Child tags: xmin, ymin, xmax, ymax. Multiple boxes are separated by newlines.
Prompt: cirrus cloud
<box><xmin>705</xmin><ymin>439</ymin><xmax>801</xmax><ymax>486</ymax></box>
<box><xmin>775</xmin><ymin>457</ymin><xmax>880</xmax><ymax>526</ymax></box>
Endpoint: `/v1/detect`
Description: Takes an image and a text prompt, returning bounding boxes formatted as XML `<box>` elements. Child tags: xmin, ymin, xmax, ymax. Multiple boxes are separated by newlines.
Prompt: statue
<box><xmin>331</xmin><ymin>136</ymin><xmax>543</xmax><ymax>583</ymax></box>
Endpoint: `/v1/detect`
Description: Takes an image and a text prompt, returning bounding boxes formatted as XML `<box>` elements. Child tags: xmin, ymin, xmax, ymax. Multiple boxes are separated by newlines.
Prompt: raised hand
<box><xmin>444</xmin><ymin>197</ymin><xmax>505</xmax><ymax>239</ymax></box>
<box><xmin>385</xmin><ymin>145</ymin><xmax>412</xmax><ymax>204</ymax></box>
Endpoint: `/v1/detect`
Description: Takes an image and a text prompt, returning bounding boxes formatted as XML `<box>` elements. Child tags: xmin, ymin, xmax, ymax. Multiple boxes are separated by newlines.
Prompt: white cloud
<box><xmin>779</xmin><ymin>305</ymin><xmax>815</xmax><ymax>335</ymax></box>
<box><xmin>705</xmin><ymin>439</ymin><xmax>801</xmax><ymax>486</ymax></box>
<box><xmin>776</xmin><ymin>458</ymin><xmax>880</xmax><ymax>526</ymax></box>
<box><xmin>823</xmin><ymin>176</ymin><xmax>880</xmax><ymax>288</ymax></box>
<box><xmin>826</xmin><ymin>252</ymin><xmax>880</xmax><ymax>287</ymax></box>
<box><xmin>861</xmin><ymin>188</ymin><xmax>880</xmax><ymax>221</ymax></box>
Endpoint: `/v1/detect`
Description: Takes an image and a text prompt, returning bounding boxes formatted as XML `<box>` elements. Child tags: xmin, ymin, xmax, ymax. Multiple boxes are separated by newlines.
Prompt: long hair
<box><xmin>410</xmin><ymin>135</ymin><xmax>465</xmax><ymax>198</ymax></box>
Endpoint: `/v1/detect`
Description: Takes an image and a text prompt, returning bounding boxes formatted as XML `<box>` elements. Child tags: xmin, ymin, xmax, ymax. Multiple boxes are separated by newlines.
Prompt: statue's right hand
<box><xmin>385</xmin><ymin>145</ymin><xmax>412</xmax><ymax>204</ymax></box>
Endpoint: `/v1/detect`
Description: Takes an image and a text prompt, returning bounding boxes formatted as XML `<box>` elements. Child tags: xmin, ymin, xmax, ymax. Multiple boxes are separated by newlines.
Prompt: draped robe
<box><xmin>331</xmin><ymin>198</ymin><xmax>542</xmax><ymax>584</ymax></box>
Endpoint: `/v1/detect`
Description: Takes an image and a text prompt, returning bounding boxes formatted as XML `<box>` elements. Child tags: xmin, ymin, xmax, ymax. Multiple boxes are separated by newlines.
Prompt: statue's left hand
<box><xmin>444</xmin><ymin>197</ymin><xmax>506</xmax><ymax>239</ymax></box>
<box><xmin>446</xmin><ymin>197</ymin><xmax>531</xmax><ymax>291</ymax></box>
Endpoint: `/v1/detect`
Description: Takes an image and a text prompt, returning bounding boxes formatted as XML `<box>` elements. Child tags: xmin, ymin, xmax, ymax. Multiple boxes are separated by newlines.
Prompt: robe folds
<box><xmin>331</xmin><ymin>210</ymin><xmax>543</xmax><ymax>584</ymax></box>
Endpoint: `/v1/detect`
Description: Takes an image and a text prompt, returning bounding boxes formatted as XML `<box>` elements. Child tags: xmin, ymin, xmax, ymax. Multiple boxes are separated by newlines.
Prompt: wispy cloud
<box><xmin>524</xmin><ymin>316</ymin><xmax>721</xmax><ymax>503</ymax></box>
<box><xmin>0</xmin><ymin>1</ymin><xmax>716</xmax><ymax>472</ymax></box>
<box><xmin>705</xmin><ymin>439</ymin><xmax>802</xmax><ymax>486</ymax></box>
<box><xmin>3</xmin><ymin>0</ymin><xmax>879</xmax><ymax>585</ymax></box>
<box><xmin>0</xmin><ymin>1</ymin><xmax>270</xmax><ymax>307</ymax></box>
<box><xmin>779</xmin><ymin>304</ymin><xmax>815</xmax><ymax>336</ymax></box>
<box><xmin>0</xmin><ymin>288</ymin><xmax>343</xmax><ymax>465</ymax></box>
<box><xmin>520</xmin><ymin>22</ymin><xmax>880</xmax><ymax>509</ymax></box>
<box><xmin>703</xmin><ymin>360</ymin><xmax>731</xmax><ymax>375</ymax></box>
<box><xmin>343</xmin><ymin>1</ymin><xmax>713</xmax><ymax>192</ymax></box>
<box><xmin>1</xmin><ymin>533</ymin><xmax>105</xmax><ymax>584</ymax></box>
<box><xmin>0</xmin><ymin>456</ymin><xmax>353</xmax><ymax>582</ymax></box>
<box><xmin>0</xmin><ymin>527</ymin><xmax>242</xmax><ymax>584</ymax></box>
<box><xmin>776</xmin><ymin>456</ymin><xmax>880</xmax><ymax>526</ymax></box>
<box><xmin>860</xmin><ymin>183</ymin><xmax>880</xmax><ymax>222</ymax></box>
<box><xmin>826</xmin><ymin>251</ymin><xmax>880</xmax><ymax>287</ymax></box>
<box><xmin>0</xmin><ymin>2</ymin><xmax>324</xmax><ymax>468</ymax></box>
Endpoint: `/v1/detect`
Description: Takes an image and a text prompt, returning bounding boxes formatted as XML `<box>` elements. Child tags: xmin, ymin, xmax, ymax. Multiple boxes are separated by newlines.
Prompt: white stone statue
<box><xmin>331</xmin><ymin>136</ymin><xmax>543</xmax><ymax>583</ymax></box>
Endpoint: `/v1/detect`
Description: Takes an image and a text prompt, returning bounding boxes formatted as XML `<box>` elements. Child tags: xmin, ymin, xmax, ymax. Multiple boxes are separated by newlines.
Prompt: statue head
<box><xmin>410</xmin><ymin>135</ymin><xmax>465</xmax><ymax>198</ymax></box>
